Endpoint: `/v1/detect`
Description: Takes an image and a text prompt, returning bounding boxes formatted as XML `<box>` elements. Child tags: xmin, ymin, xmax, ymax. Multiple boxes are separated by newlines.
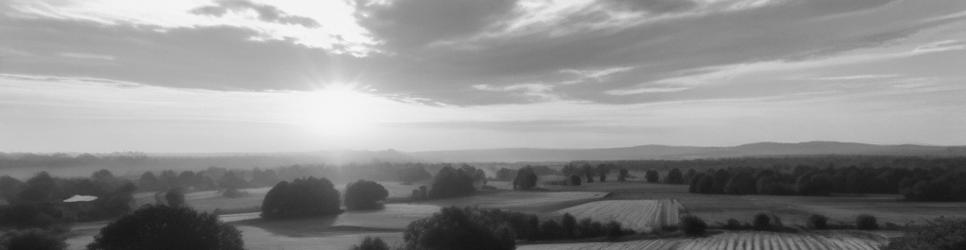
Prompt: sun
<box><xmin>292</xmin><ymin>84</ymin><xmax>378</xmax><ymax>136</ymax></box>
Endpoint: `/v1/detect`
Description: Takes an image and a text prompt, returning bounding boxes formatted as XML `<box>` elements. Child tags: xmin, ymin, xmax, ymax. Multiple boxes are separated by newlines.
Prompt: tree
<box><xmin>856</xmin><ymin>214</ymin><xmax>879</xmax><ymax>230</ymax></box>
<box><xmin>260</xmin><ymin>177</ymin><xmax>341</xmax><ymax>219</ymax></box>
<box><xmin>569</xmin><ymin>175</ymin><xmax>582</xmax><ymax>186</ymax></box>
<box><xmin>427</xmin><ymin>166</ymin><xmax>476</xmax><ymax>199</ymax></box>
<box><xmin>604</xmin><ymin>221</ymin><xmax>625</xmax><ymax>241</ymax></box>
<box><xmin>0</xmin><ymin>229</ymin><xmax>66</xmax><ymax>250</ymax></box>
<box><xmin>344</xmin><ymin>180</ymin><xmax>389</xmax><ymax>210</ymax></box>
<box><xmin>680</xmin><ymin>215</ymin><xmax>707</xmax><ymax>236</ymax></box>
<box><xmin>351</xmin><ymin>236</ymin><xmax>389</xmax><ymax>250</ymax></box>
<box><xmin>86</xmin><ymin>205</ymin><xmax>243</xmax><ymax>250</ymax></box>
<box><xmin>691</xmin><ymin>175</ymin><xmax>714</xmax><ymax>194</ymax></box>
<box><xmin>513</xmin><ymin>167</ymin><xmax>538</xmax><ymax>190</ymax></box>
<box><xmin>582</xmin><ymin>164</ymin><xmax>595</xmax><ymax>183</ymax></box>
<box><xmin>753</xmin><ymin>213</ymin><xmax>772</xmax><ymax>230</ymax></box>
<box><xmin>561</xmin><ymin>213</ymin><xmax>577</xmax><ymax>239</ymax></box>
<box><xmin>403</xmin><ymin>207</ymin><xmax>514</xmax><ymax>250</ymax></box>
<box><xmin>18</xmin><ymin>172</ymin><xmax>57</xmax><ymax>203</ymax></box>
<box><xmin>164</xmin><ymin>187</ymin><xmax>185</xmax><ymax>207</ymax></box>
<box><xmin>0</xmin><ymin>175</ymin><xmax>24</xmax><ymax>201</ymax></box>
<box><xmin>540</xmin><ymin>220</ymin><xmax>563</xmax><ymax>240</ymax></box>
<box><xmin>138</xmin><ymin>172</ymin><xmax>160</xmax><ymax>191</ymax></box>
<box><xmin>596</xmin><ymin>165</ymin><xmax>610</xmax><ymax>183</ymax></box>
<box><xmin>495</xmin><ymin>168</ymin><xmax>516</xmax><ymax>181</ymax></box>
<box><xmin>617</xmin><ymin>169</ymin><xmax>629</xmax><ymax>182</ymax></box>
<box><xmin>645</xmin><ymin>170</ymin><xmax>659</xmax><ymax>183</ymax></box>
<box><xmin>665</xmin><ymin>168</ymin><xmax>684</xmax><ymax>184</ymax></box>
<box><xmin>807</xmin><ymin>214</ymin><xmax>828</xmax><ymax>230</ymax></box>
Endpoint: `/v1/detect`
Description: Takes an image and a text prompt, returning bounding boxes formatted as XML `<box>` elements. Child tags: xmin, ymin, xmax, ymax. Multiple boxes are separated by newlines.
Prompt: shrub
<box><xmin>86</xmin><ymin>205</ymin><xmax>243</xmax><ymax>250</ymax></box>
<box><xmin>753</xmin><ymin>213</ymin><xmax>772</xmax><ymax>230</ymax></box>
<box><xmin>724</xmin><ymin>218</ymin><xmax>742</xmax><ymax>230</ymax></box>
<box><xmin>645</xmin><ymin>170</ymin><xmax>659</xmax><ymax>183</ymax></box>
<box><xmin>403</xmin><ymin>207</ymin><xmax>514</xmax><ymax>250</ymax></box>
<box><xmin>344</xmin><ymin>180</ymin><xmax>389</xmax><ymax>210</ymax></box>
<box><xmin>351</xmin><ymin>236</ymin><xmax>389</xmax><ymax>250</ymax></box>
<box><xmin>540</xmin><ymin>220</ymin><xmax>563</xmax><ymax>240</ymax></box>
<box><xmin>604</xmin><ymin>221</ymin><xmax>624</xmax><ymax>241</ymax></box>
<box><xmin>807</xmin><ymin>214</ymin><xmax>828</xmax><ymax>230</ymax></box>
<box><xmin>856</xmin><ymin>214</ymin><xmax>879</xmax><ymax>230</ymax></box>
<box><xmin>884</xmin><ymin>219</ymin><xmax>966</xmax><ymax>250</ymax></box>
<box><xmin>679</xmin><ymin>215</ymin><xmax>707</xmax><ymax>236</ymax></box>
<box><xmin>260</xmin><ymin>177</ymin><xmax>341</xmax><ymax>219</ymax></box>
<box><xmin>164</xmin><ymin>187</ymin><xmax>185</xmax><ymax>207</ymax></box>
<box><xmin>569</xmin><ymin>175</ymin><xmax>582</xmax><ymax>186</ymax></box>
<box><xmin>0</xmin><ymin>229</ymin><xmax>66</xmax><ymax>250</ymax></box>
<box><xmin>576</xmin><ymin>218</ymin><xmax>601</xmax><ymax>238</ymax></box>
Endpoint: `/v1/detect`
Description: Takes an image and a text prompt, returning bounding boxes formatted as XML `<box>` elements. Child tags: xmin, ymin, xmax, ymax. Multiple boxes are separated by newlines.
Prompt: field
<box><xmin>555</xmin><ymin>200</ymin><xmax>683</xmax><ymax>232</ymax></box>
<box><xmin>421</xmin><ymin>190</ymin><xmax>607</xmax><ymax>213</ymax></box>
<box><xmin>519</xmin><ymin>231</ymin><xmax>889</xmax><ymax>250</ymax></box>
<box><xmin>547</xmin><ymin>179</ymin><xmax>966</xmax><ymax>226</ymax></box>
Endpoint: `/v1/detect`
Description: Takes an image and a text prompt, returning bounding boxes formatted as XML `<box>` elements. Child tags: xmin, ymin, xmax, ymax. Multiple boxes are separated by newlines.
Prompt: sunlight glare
<box><xmin>293</xmin><ymin>84</ymin><xmax>379</xmax><ymax>136</ymax></box>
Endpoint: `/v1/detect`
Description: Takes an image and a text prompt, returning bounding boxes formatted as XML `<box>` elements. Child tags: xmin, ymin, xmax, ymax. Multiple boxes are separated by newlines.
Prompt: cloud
<box><xmin>190</xmin><ymin>0</ymin><xmax>320</xmax><ymax>28</ymax></box>
<box><xmin>353</xmin><ymin>0</ymin><xmax>518</xmax><ymax>49</ymax></box>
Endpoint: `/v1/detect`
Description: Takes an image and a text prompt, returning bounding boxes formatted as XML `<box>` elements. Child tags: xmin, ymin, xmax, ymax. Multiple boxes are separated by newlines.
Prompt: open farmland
<box><xmin>422</xmin><ymin>191</ymin><xmax>608</xmax><ymax>213</ymax></box>
<box><xmin>519</xmin><ymin>231</ymin><xmax>889</xmax><ymax>250</ymax></box>
<box><xmin>556</xmin><ymin>200</ymin><xmax>683</xmax><ymax>232</ymax></box>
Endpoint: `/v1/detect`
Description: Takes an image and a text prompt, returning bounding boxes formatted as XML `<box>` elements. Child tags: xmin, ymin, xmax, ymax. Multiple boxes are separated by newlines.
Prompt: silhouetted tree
<box><xmin>724</xmin><ymin>172</ymin><xmax>756</xmax><ymax>195</ymax></box>
<box><xmin>428</xmin><ymin>166</ymin><xmax>477</xmax><ymax>199</ymax></box>
<box><xmin>351</xmin><ymin>236</ymin><xmax>389</xmax><ymax>250</ymax></box>
<box><xmin>807</xmin><ymin>214</ymin><xmax>828</xmax><ymax>230</ymax></box>
<box><xmin>856</xmin><ymin>214</ymin><xmax>879</xmax><ymax>230</ymax></box>
<box><xmin>597</xmin><ymin>164</ymin><xmax>610</xmax><ymax>183</ymax></box>
<box><xmin>617</xmin><ymin>169</ymin><xmax>629</xmax><ymax>182</ymax></box>
<box><xmin>0</xmin><ymin>229</ymin><xmax>66</xmax><ymax>250</ymax></box>
<box><xmin>164</xmin><ymin>187</ymin><xmax>185</xmax><ymax>207</ymax></box>
<box><xmin>513</xmin><ymin>167</ymin><xmax>538</xmax><ymax>190</ymax></box>
<box><xmin>753</xmin><ymin>213</ymin><xmax>772</xmax><ymax>230</ymax></box>
<box><xmin>540</xmin><ymin>220</ymin><xmax>563</xmax><ymax>240</ymax></box>
<box><xmin>87</xmin><ymin>205</ymin><xmax>242</xmax><ymax>250</ymax></box>
<box><xmin>561</xmin><ymin>213</ymin><xmax>577</xmax><ymax>239</ymax></box>
<box><xmin>344</xmin><ymin>180</ymin><xmax>389</xmax><ymax>210</ymax></box>
<box><xmin>582</xmin><ymin>164</ymin><xmax>595</xmax><ymax>183</ymax></box>
<box><xmin>569</xmin><ymin>175</ymin><xmax>582</xmax><ymax>186</ymax></box>
<box><xmin>403</xmin><ymin>207</ymin><xmax>514</xmax><ymax>250</ymax></box>
<box><xmin>0</xmin><ymin>175</ymin><xmax>24</xmax><ymax>201</ymax></box>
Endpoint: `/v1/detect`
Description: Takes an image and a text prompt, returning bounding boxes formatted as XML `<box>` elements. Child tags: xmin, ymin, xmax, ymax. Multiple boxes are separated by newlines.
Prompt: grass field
<box><xmin>519</xmin><ymin>231</ymin><xmax>889</xmax><ymax>250</ymax></box>
<box><xmin>421</xmin><ymin>190</ymin><xmax>608</xmax><ymax>213</ymax></box>
<box><xmin>546</xmin><ymin>179</ymin><xmax>966</xmax><ymax>227</ymax></box>
<box><xmin>556</xmin><ymin>200</ymin><xmax>683</xmax><ymax>232</ymax></box>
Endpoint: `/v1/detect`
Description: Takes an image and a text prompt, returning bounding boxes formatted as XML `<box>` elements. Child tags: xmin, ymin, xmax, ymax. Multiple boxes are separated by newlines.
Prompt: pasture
<box><xmin>519</xmin><ymin>231</ymin><xmax>889</xmax><ymax>250</ymax></box>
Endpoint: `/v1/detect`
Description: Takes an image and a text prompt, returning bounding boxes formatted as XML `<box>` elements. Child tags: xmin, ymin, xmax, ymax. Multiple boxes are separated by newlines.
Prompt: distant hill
<box><xmin>408</xmin><ymin>141</ymin><xmax>966</xmax><ymax>162</ymax></box>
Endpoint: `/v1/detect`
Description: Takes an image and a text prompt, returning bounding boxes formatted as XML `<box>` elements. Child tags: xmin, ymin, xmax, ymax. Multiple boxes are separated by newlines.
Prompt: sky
<box><xmin>1</xmin><ymin>0</ymin><xmax>965</xmax><ymax>153</ymax></box>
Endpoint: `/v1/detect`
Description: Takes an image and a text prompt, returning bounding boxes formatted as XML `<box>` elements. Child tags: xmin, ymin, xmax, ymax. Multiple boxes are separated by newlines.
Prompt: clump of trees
<box><xmin>512</xmin><ymin>166</ymin><xmax>538</xmax><ymax>190</ymax></box>
<box><xmin>344</xmin><ymin>180</ymin><xmax>389</xmax><ymax>210</ymax></box>
<box><xmin>260</xmin><ymin>177</ymin><xmax>341</xmax><ymax>219</ymax></box>
<box><xmin>645</xmin><ymin>170</ymin><xmax>659</xmax><ymax>183</ymax></box>
<box><xmin>807</xmin><ymin>214</ymin><xmax>828</xmax><ymax>230</ymax></box>
<box><xmin>0</xmin><ymin>171</ymin><xmax>137</xmax><ymax>230</ymax></box>
<box><xmin>87</xmin><ymin>205</ymin><xmax>243</xmax><ymax>250</ymax></box>
<box><xmin>855</xmin><ymin>214</ymin><xmax>879</xmax><ymax>230</ymax></box>
<box><xmin>665</xmin><ymin>168</ymin><xmax>684</xmax><ymax>184</ymax></box>
<box><xmin>422</xmin><ymin>165</ymin><xmax>484</xmax><ymax>199</ymax></box>
<box><xmin>351</xmin><ymin>236</ymin><xmax>389</xmax><ymax>250</ymax></box>
<box><xmin>679</xmin><ymin>215</ymin><xmax>707</xmax><ymax>236</ymax></box>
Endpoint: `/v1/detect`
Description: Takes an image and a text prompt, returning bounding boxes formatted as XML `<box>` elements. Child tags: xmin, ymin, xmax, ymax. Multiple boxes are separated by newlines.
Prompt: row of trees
<box><xmin>0</xmin><ymin>171</ymin><xmax>136</xmax><ymax>230</ymax></box>
<box><xmin>411</xmin><ymin>165</ymin><xmax>487</xmax><ymax>201</ymax></box>
<box><xmin>260</xmin><ymin>177</ymin><xmax>390</xmax><ymax>219</ymax></box>
<box><xmin>684</xmin><ymin>165</ymin><xmax>966</xmax><ymax>201</ymax></box>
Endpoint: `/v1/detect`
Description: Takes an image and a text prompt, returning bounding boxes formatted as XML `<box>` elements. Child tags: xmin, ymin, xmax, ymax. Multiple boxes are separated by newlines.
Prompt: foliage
<box><xmin>344</xmin><ymin>180</ymin><xmax>389</xmax><ymax>210</ymax></box>
<box><xmin>427</xmin><ymin>166</ymin><xmax>478</xmax><ymax>199</ymax></box>
<box><xmin>856</xmin><ymin>214</ymin><xmax>879</xmax><ymax>230</ymax></box>
<box><xmin>665</xmin><ymin>168</ymin><xmax>684</xmax><ymax>184</ymax></box>
<box><xmin>86</xmin><ymin>205</ymin><xmax>243</xmax><ymax>250</ymax></box>
<box><xmin>617</xmin><ymin>169</ymin><xmax>629</xmax><ymax>182</ymax></box>
<box><xmin>807</xmin><ymin>214</ymin><xmax>828</xmax><ymax>230</ymax></box>
<box><xmin>680</xmin><ymin>215</ymin><xmax>707</xmax><ymax>236</ymax></box>
<box><xmin>402</xmin><ymin>207</ymin><xmax>514</xmax><ymax>250</ymax></box>
<box><xmin>0</xmin><ymin>171</ymin><xmax>136</xmax><ymax>228</ymax></box>
<box><xmin>596</xmin><ymin>164</ymin><xmax>610</xmax><ymax>183</ymax></box>
<box><xmin>164</xmin><ymin>188</ymin><xmax>185</xmax><ymax>207</ymax></box>
<box><xmin>352</xmin><ymin>236</ymin><xmax>390</xmax><ymax>250</ymax></box>
<box><xmin>569</xmin><ymin>175</ymin><xmax>582</xmax><ymax>186</ymax></box>
<box><xmin>884</xmin><ymin>219</ymin><xmax>966</xmax><ymax>250</ymax></box>
<box><xmin>645</xmin><ymin>170</ymin><xmax>659</xmax><ymax>183</ymax></box>
<box><xmin>561</xmin><ymin>213</ymin><xmax>576</xmax><ymax>238</ymax></box>
<box><xmin>724</xmin><ymin>172</ymin><xmax>756</xmax><ymax>195</ymax></box>
<box><xmin>753</xmin><ymin>213</ymin><xmax>772</xmax><ymax>230</ymax></box>
<box><xmin>260</xmin><ymin>177</ymin><xmax>341</xmax><ymax>219</ymax></box>
<box><xmin>0</xmin><ymin>229</ymin><xmax>66</xmax><ymax>250</ymax></box>
<box><xmin>512</xmin><ymin>166</ymin><xmax>538</xmax><ymax>190</ymax></box>
<box><xmin>604</xmin><ymin>221</ymin><xmax>625</xmax><ymax>241</ymax></box>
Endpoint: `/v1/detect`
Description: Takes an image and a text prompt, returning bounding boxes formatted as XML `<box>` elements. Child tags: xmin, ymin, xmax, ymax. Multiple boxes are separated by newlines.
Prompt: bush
<box><xmin>645</xmin><ymin>170</ymin><xmax>659</xmax><ymax>183</ymax></box>
<box><xmin>856</xmin><ymin>214</ymin><xmax>879</xmax><ymax>230</ymax></box>
<box><xmin>679</xmin><ymin>215</ymin><xmax>707</xmax><ymax>236</ymax></box>
<box><xmin>402</xmin><ymin>207</ymin><xmax>514</xmax><ymax>250</ymax></box>
<box><xmin>569</xmin><ymin>175</ymin><xmax>582</xmax><ymax>186</ymax></box>
<box><xmin>604</xmin><ymin>221</ymin><xmax>624</xmax><ymax>241</ymax></box>
<box><xmin>0</xmin><ymin>229</ymin><xmax>66</xmax><ymax>250</ymax></box>
<box><xmin>86</xmin><ymin>205</ymin><xmax>243</xmax><ymax>250</ymax></box>
<box><xmin>753</xmin><ymin>213</ymin><xmax>772</xmax><ymax>230</ymax></box>
<box><xmin>884</xmin><ymin>219</ymin><xmax>966</xmax><ymax>250</ymax></box>
<box><xmin>351</xmin><ymin>236</ymin><xmax>389</xmax><ymax>250</ymax></box>
<box><xmin>260</xmin><ymin>177</ymin><xmax>341</xmax><ymax>219</ymax></box>
<box><xmin>561</xmin><ymin>213</ymin><xmax>577</xmax><ymax>239</ymax></box>
<box><xmin>724</xmin><ymin>218</ymin><xmax>742</xmax><ymax>230</ymax></box>
<box><xmin>164</xmin><ymin>188</ymin><xmax>185</xmax><ymax>207</ymax></box>
<box><xmin>540</xmin><ymin>220</ymin><xmax>563</xmax><ymax>240</ymax></box>
<box><xmin>344</xmin><ymin>180</ymin><xmax>389</xmax><ymax>210</ymax></box>
<box><xmin>807</xmin><ymin>214</ymin><xmax>828</xmax><ymax>230</ymax></box>
<box><xmin>576</xmin><ymin>218</ymin><xmax>602</xmax><ymax>238</ymax></box>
